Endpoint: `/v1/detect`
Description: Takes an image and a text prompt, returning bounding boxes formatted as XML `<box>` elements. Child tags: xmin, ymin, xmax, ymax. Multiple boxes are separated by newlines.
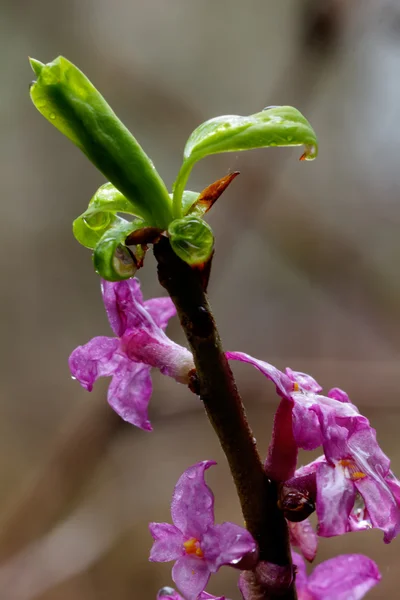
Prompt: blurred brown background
<box><xmin>1</xmin><ymin>0</ymin><xmax>400</xmax><ymax>598</ymax></box>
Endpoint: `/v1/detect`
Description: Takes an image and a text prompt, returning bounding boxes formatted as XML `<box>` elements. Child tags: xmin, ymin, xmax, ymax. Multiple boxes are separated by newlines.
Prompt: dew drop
<box><xmin>113</xmin><ymin>245</ymin><xmax>136</xmax><ymax>277</ymax></box>
<box><xmin>287</xmin><ymin>136</ymin><xmax>293</xmax><ymax>142</ymax></box>
<box><xmin>270</xmin><ymin>142</ymin><xmax>277</xmax><ymax>146</ymax></box>
<box><xmin>49</xmin><ymin>112</ymin><xmax>56</xmax><ymax>120</ymax></box>
<box><xmin>157</xmin><ymin>587</ymin><xmax>174</xmax><ymax>598</ymax></box>
<box><xmin>36</xmin><ymin>98</ymin><xmax>46</xmax><ymax>108</ymax></box>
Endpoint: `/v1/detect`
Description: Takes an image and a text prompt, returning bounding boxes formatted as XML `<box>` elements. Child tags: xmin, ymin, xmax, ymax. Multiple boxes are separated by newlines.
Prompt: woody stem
<box><xmin>154</xmin><ymin>236</ymin><xmax>296</xmax><ymax>600</ymax></box>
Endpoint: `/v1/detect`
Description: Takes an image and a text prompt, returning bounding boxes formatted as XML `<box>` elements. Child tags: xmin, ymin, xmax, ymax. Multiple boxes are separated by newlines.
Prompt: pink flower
<box><xmin>69</xmin><ymin>278</ymin><xmax>194</xmax><ymax>430</ymax></box>
<box><xmin>294</xmin><ymin>420</ymin><xmax>400</xmax><ymax>542</ymax></box>
<box><xmin>157</xmin><ymin>586</ymin><xmax>227</xmax><ymax>600</ymax></box>
<box><xmin>149</xmin><ymin>461</ymin><xmax>257</xmax><ymax>600</ymax></box>
<box><xmin>292</xmin><ymin>551</ymin><xmax>381</xmax><ymax>600</ymax></box>
<box><xmin>227</xmin><ymin>351</ymin><xmax>400</xmax><ymax>542</ymax></box>
<box><xmin>227</xmin><ymin>352</ymin><xmax>365</xmax><ymax>456</ymax></box>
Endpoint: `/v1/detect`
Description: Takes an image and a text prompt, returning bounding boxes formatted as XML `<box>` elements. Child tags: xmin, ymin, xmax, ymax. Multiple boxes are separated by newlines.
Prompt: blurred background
<box><xmin>1</xmin><ymin>0</ymin><xmax>400</xmax><ymax>597</ymax></box>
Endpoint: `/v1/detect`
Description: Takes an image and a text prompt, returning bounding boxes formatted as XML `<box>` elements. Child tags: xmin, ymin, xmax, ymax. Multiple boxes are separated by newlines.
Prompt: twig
<box><xmin>154</xmin><ymin>237</ymin><xmax>296</xmax><ymax>600</ymax></box>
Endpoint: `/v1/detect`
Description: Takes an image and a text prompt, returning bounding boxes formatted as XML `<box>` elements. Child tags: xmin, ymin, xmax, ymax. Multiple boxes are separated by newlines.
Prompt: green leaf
<box><xmin>29</xmin><ymin>56</ymin><xmax>173</xmax><ymax>228</ymax></box>
<box><xmin>73</xmin><ymin>183</ymin><xmax>140</xmax><ymax>249</ymax></box>
<box><xmin>173</xmin><ymin>106</ymin><xmax>318</xmax><ymax>216</ymax></box>
<box><xmin>93</xmin><ymin>219</ymin><xmax>148</xmax><ymax>282</ymax></box>
<box><xmin>170</xmin><ymin>190</ymin><xmax>200</xmax><ymax>216</ymax></box>
<box><xmin>168</xmin><ymin>216</ymin><xmax>214</xmax><ymax>266</ymax></box>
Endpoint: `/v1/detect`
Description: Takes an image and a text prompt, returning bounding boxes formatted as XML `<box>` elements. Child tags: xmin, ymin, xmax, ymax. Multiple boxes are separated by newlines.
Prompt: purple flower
<box><xmin>227</xmin><ymin>352</ymin><xmax>372</xmax><ymax>485</ymax></box>
<box><xmin>157</xmin><ymin>586</ymin><xmax>227</xmax><ymax>600</ymax></box>
<box><xmin>295</xmin><ymin>421</ymin><xmax>400</xmax><ymax>542</ymax></box>
<box><xmin>292</xmin><ymin>551</ymin><xmax>381</xmax><ymax>600</ymax></box>
<box><xmin>149</xmin><ymin>461</ymin><xmax>257</xmax><ymax>600</ymax></box>
<box><xmin>69</xmin><ymin>278</ymin><xmax>194</xmax><ymax>430</ymax></box>
<box><xmin>228</xmin><ymin>351</ymin><xmax>400</xmax><ymax>542</ymax></box>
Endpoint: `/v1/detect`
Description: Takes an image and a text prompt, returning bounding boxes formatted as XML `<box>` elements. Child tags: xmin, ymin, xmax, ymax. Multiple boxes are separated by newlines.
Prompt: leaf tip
<box><xmin>29</xmin><ymin>57</ymin><xmax>44</xmax><ymax>77</ymax></box>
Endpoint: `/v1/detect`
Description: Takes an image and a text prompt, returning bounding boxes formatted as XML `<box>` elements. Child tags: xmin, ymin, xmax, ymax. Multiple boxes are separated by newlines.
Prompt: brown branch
<box><xmin>154</xmin><ymin>237</ymin><xmax>296</xmax><ymax>600</ymax></box>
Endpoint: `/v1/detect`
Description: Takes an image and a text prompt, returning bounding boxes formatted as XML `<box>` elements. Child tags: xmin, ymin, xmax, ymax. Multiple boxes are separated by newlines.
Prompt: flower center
<box><xmin>183</xmin><ymin>537</ymin><xmax>204</xmax><ymax>558</ymax></box>
<box><xmin>338</xmin><ymin>459</ymin><xmax>366</xmax><ymax>481</ymax></box>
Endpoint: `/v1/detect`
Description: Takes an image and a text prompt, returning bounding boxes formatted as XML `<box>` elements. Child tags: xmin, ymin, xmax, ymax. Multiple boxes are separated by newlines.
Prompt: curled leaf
<box><xmin>173</xmin><ymin>106</ymin><xmax>318</xmax><ymax>216</ymax></box>
<box><xmin>73</xmin><ymin>183</ymin><xmax>140</xmax><ymax>249</ymax></box>
<box><xmin>30</xmin><ymin>56</ymin><xmax>173</xmax><ymax>228</ymax></box>
<box><xmin>93</xmin><ymin>219</ymin><xmax>149</xmax><ymax>281</ymax></box>
<box><xmin>168</xmin><ymin>216</ymin><xmax>214</xmax><ymax>266</ymax></box>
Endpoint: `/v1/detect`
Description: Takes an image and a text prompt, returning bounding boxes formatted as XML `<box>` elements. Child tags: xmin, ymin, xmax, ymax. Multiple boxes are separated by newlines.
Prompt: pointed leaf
<box><xmin>30</xmin><ymin>56</ymin><xmax>173</xmax><ymax>228</ymax></box>
<box><xmin>188</xmin><ymin>172</ymin><xmax>239</xmax><ymax>217</ymax></box>
<box><xmin>173</xmin><ymin>106</ymin><xmax>317</xmax><ymax>216</ymax></box>
<box><xmin>185</xmin><ymin>107</ymin><xmax>318</xmax><ymax>162</ymax></box>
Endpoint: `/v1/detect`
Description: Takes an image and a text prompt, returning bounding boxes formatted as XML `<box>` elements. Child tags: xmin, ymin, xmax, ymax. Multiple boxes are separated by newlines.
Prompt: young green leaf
<box><xmin>73</xmin><ymin>183</ymin><xmax>140</xmax><ymax>249</ymax></box>
<box><xmin>29</xmin><ymin>56</ymin><xmax>173</xmax><ymax>228</ymax></box>
<box><xmin>93</xmin><ymin>219</ymin><xmax>149</xmax><ymax>282</ymax></box>
<box><xmin>173</xmin><ymin>106</ymin><xmax>318</xmax><ymax>216</ymax></box>
<box><xmin>179</xmin><ymin>191</ymin><xmax>200</xmax><ymax>215</ymax></box>
<box><xmin>168</xmin><ymin>216</ymin><xmax>214</xmax><ymax>266</ymax></box>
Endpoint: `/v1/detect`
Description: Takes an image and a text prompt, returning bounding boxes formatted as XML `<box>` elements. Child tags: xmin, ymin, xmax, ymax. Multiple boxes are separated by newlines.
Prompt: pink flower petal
<box><xmin>307</xmin><ymin>554</ymin><xmax>381</xmax><ymax>600</ymax></box>
<box><xmin>149</xmin><ymin>523</ymin><xmax>185</xmax><ymax>562</ymax></box>
<box><xmin>292</xmin><ymin>401</ymin><xmax>322</xmax><ymax>450</ymax></box>
<box><xmin>327</xmin><ymin>388</ymin><xmax>350</xmax><ymax>403</ymax></box>
<box><xmin>101</xmin><ymin>278</ymin><xmax>144</xmax><ymax>337</ymax></box>
<box><xmin>171</xmin><ymin>461</ymin><xmax>216</xmax><ymax>539</ymax></box>
<box><xmin>226</xmin><ymin>351</ymin><xmax>292</xmax><ymax>397</ymax></box>
<box><xmin>172</xmin><ymin>555</ymin><xmax>210</xmax><ymax>600</ymax></box>
<box><xmin>291</xmin><ymin>551</ymin><xmax>308</xmax><ymax>594</ymax></box>
<box><xmin>316</xmin><ymin>461</ymin><xmax>356</xmax><ymax>537</ymax></box>
<box><xmin>202</xmin><ymin>522</ymin><xmax>257</xmax><ymax>572</ymax></box>
<box><xmin>285</xmin><ymin>368</ymin><xmax>322</xmax><ymax>393</ymax></box>
<box><xmin>355</xmin><ymin>476</ymin><xmax>400</xmax><ymax>543</ymax></box>
<box><xmin>145</xmin><ymin>297</ymin><xmax>177</xmax><ymax>330</ymax></box>
<box><xmin>69</xmin><ymin>336</ymin><xmax>119</xmax><ymax>391</ymax></box>
<box><xmin>288</xmin><ymin>519</ymin><xmax>318</xmax><ymax>562</ymax></box>
<box><xmin>107</xmin><ymin>362</ymin><xmax>153</xmax><ymax>430</ymax></box>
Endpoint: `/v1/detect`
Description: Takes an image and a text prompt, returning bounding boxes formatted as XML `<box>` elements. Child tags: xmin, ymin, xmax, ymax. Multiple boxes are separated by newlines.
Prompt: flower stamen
<box><xmin>183</xmin><ymin>537</ymin><xmax>204</xmax><ymax>558</ymax></box>
<box><xmin>339</xmin><ymin>459</ymin><xmax>366</xmax><ymax>481</ymax></box>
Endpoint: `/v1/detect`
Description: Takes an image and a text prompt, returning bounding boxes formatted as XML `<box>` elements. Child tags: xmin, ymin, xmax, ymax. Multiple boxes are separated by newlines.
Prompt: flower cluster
<box><xmin>228</xmin><ymin>351</ymin><xmax>400</xmax><ymax>544</ymax></box>
<box><xmin>69</xmin><ymin>280</ymin><xmax>392</xmax><ymax>599</ymax></box>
